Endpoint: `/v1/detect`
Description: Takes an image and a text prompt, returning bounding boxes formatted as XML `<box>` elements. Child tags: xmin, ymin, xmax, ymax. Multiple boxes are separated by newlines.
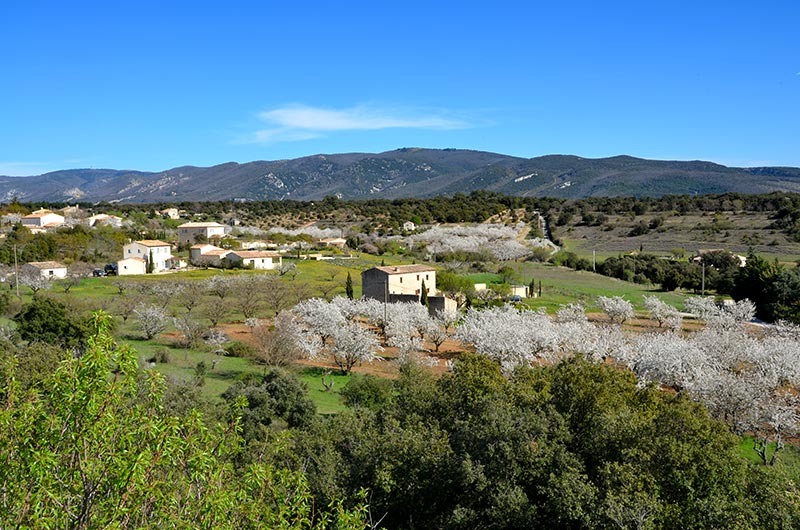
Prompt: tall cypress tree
<box><xmin>420</xmin><ymin>279</ymin><xmax>428</xmax><ymax>307</ymax></box>
<box><xmin>147</xmin><ymin>250</ymin><xmax>154</xmax><ymax>274</ymax></box>
<box><xmin>345</xmin><ymin>272</ymin><xmax>354</xmax><ymax>300</ymax></box>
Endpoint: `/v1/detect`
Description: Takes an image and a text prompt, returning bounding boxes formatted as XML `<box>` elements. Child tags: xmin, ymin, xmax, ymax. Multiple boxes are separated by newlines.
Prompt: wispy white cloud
<box><xmin>242</xmin><ymin>104</ymin><xmax>470</xmax><ymax>143</ymax></box>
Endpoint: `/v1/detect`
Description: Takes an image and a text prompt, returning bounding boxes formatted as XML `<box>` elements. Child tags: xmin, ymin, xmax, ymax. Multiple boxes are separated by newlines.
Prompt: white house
<box><xmin>122</xmin><ymin>240</ymin><xmax>172</xmax><ymax>272</ymax></box>
<box><xmin>22</xmin><ymin>261</ymin><xmax>67</xmax><ymax>279</ymax></box>
<box><xmin>318</xmin><ymin>237</ymin><xmax>347</xmax><ymax>249</ymax></box>
<box><xmin>21</xmin><ymin>210</ymin><xmax>65</xmax><ymax>230</ymax></box>
<box><xmin>226</xmin><ymin>250</ymin><xmax>282</xmax><ymax>270</ymax></box>
<box><xmin>117</xmin><ymin>257</ymin><xmax>147</xmax><ymax>276</ymax></box>
<box><xmin>361</xmin><ymin>264</ymin><xmax>437</xmax><ymax>300</ymax></box>
<box><xmin>178</xmin><ymin>222</ymin><xmax>227</xmax><ymax>245</ymax></box>
<box><xmin>190</xmin><ymin>244</ymin><xmax>231</xmax><ymax>267</ymax></box>
<box><xmin>87</xmin><ymin>213</ymin><xmax>123</xmax><ymax>228</ymax></box>
<box><xmin>160</xmin><ymin>208</ymin><xmax>180</xmax><ymax>220</ymax></box>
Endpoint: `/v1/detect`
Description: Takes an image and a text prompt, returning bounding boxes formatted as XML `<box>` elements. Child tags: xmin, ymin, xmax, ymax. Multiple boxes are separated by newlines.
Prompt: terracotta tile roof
<box><xmin>231</xmin><ymin>250</ymin><xmax>280</xmax><ymax>259</ymax></box>
<box><xmin>204</xmin><ymin>250</ymin><xmax>230</xmax><ymax>257</ymax></box>
<box><xmin>134</xmin><ymin>240</ymin><xmax>171</xmax><ymax>247</ymax></box>
<box><xmin>178</xmin><ymin>222</ymin><xmax>226</xmax><ymax>228</ymax></box>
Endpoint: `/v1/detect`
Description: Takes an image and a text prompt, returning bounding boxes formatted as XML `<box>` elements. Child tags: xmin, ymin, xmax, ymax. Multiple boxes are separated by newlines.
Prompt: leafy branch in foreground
<box><xmin>0</xmin><ymin>311</ymin><xmax>372</xmax><ymax>529</ymax></box>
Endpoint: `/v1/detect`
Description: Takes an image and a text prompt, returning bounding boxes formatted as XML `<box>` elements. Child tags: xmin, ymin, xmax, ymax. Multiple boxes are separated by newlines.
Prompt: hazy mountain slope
<box><xmin>1</xmin><ymin>149</ymin><xmax>799</xmax><ymax>203</ymax></box>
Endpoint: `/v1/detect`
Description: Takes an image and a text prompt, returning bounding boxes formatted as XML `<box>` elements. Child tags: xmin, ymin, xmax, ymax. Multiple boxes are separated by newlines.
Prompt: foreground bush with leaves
<box><xmin>0</xmin><ymin>311</ymin><xmax>371</xmax><ymax>529</ymax></box>
<box><xmin>296</xmin><ymin>354</ymin><xmax>800</xmax><ymax>530</ymax></box>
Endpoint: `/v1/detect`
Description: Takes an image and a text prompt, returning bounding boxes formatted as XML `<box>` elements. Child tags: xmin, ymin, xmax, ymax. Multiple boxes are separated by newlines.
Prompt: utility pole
<box><xmin>13</xmin><ymin>244</ymin><xmax>19</xmax><ymax>297</ymax></box>
<box><xmin>592</xmin><ymin>250</ymin><xmax>596</xmax><ymax>272</ymax></box>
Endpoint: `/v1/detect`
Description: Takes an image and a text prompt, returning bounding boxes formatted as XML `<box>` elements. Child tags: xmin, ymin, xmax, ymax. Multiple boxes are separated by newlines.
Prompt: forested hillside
<box><xmin>2</xmin><ymin>149</ymin><xmax>800</xmax><ymax>202</ymax></box>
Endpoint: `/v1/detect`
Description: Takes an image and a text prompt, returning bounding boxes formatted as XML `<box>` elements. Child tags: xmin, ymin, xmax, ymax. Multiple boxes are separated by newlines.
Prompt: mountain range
<box><xmin>3</xmin><ymin>148</ymin><xmax>800</xmax><ymax>203</ymax></box>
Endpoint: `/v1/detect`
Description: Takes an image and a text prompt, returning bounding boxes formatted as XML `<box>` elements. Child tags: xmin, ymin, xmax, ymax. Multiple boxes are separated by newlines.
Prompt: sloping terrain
<box><xmin>2</xmin><ymin>148</ymin><xmax>800</xmax><ymax>203</ymax></box>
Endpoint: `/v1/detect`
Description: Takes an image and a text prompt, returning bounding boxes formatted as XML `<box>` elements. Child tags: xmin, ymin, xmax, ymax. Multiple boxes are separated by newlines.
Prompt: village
<box><xmin>9</xmin><ymin>204</ymin><xmax>549</xmax><ymax>311</ymax></box>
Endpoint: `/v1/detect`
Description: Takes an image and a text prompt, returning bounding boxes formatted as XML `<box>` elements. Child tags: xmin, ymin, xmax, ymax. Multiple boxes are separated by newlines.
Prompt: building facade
<box><xmin>22</xmin><ymin>261</ymin><xmax>67</xmax><ymax>279</ymax></box>
<box><xmin>190</xmin><ymin>244</ymin><xmax>231</xmax><ymax>267</ymax></box>
<box><xmin>122</xmin><ymin>240</ymin><xmax>172</xmax><ymax>272</ymax></box>
<box><xmin>226</xmin><ymin>250</ymin><xmax>282</xmax><ymax>270</ymax></box>
<box><xmin>178</xmin><ymin>222</ymin><xmax>226</xmax><ymax>245</ymax></box>
<box><xmin>117</xmin><ymin>257</ymin><xmax>147</xmax><ymax>276</ymax></box>
<box><xmin>21</xmin><ymin>210</ymin><xmax>65</xmax><ymax>230</ymax></box>
<box><xmin>361</xmin><ymin>265</ymin><xmax>437</xmax><ymax>301</ymax></box>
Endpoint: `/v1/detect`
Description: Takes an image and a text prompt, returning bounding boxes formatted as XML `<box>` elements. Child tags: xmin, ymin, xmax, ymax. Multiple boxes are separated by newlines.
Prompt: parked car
<box><xmin>104</xmin><ymin>264</ymin><xmax>118</xmax><ymax>276</ymax></box>
<box><xmin>92</xmin><ymin>268</ymin><xmax>106</xmax><ymax>277</ymax></box>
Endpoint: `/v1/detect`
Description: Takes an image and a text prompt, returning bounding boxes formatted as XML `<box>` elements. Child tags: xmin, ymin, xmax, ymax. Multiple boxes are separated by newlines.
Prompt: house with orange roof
<box><xmin>21</xmin><ymin>210</ymin><xmax>65</xmax><ymax>232</ymax></box>
<box><xmin>190</xmin><ymin>244</ymin><xmax>231</xmax><ymax>267</ymax></box>
<box><xmin>226</xmin><ymin>250</ymin><xmax>283</xmax><ymax>270</ymax></box>
<box><xmin>122</xmin><ymin>240</ymin><xmax>172</xmax><ymax>272</ymax></box>
<box><xmin>178</xmin><ymin>222</ymin><xmax>226</xmax><ymax>245</ymax></box>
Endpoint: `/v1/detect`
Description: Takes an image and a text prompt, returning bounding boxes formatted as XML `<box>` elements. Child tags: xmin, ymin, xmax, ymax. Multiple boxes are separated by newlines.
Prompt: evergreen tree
<box><xmin>420</xmin><ymin>279</ymin><xmax>428</xmax><ymax>307</ymax></box>
<box><xmin>147</xmin><ymin>250</ymin><xmax>154</xmax><ymax>274</ymax></box>
<box><xmin>345</xmin><ymin>272</ymin><xmax>354</xmax><ymax>300</ymax></box>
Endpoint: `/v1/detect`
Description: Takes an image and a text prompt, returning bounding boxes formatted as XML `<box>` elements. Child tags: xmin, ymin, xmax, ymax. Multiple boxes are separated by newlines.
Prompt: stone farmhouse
<box><xmin>178</xmin><ymin>222</ymin><xmax>226</xmax><ymax>245</ymax></box>
<box><xmin>361</xmin><ymin>264</ymin><xmax>455</xmax><ymax>312</ymax></box>
<box><xmin>362</xmin><ymin>264</ymin><xmax>437</xmax><ymax>299</ymax></box>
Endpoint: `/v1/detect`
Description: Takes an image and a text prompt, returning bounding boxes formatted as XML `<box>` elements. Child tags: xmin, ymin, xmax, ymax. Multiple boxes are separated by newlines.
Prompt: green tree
<box><xmin>345</xmin><ymin>271</ymin><xmax>354</xmax><ymax>300</ymax></box>
<box><xmin>340</xmin><ymin>374</ymin><xmax>394</xmax><ymax>411</ymax></box>
<box><xmin>222</xmin><ymin>370</ymin><xmax>317</xmax><ymax>441</ymax></box>
<box><xmin>732</xmin><ymin>252</ymin><xmax>781</xmax><ymax>319</ymax></box>
<box><xmin>12</xmin><ymin>297</ymin><xmax>90</xmax><ymax>350</ymax></box>
<box><xmin>420</xmin><ymin>279</ymin><xmax>429</xmax><ymax>306</ymax></box>
<box><xmin>437</xmin><ymin>271</ymin><xmax>475</xmax><ymax>308</ymax></box>
<box><xmin>298</xmin><ymin>353</ymin><xmax>800</xmax><ymax>529</ymax></box>
<box><xmin>0</xmin><ymin>312</ymin><xmax>370</xmax><ymax>529</ymax></box>
<box><xmin>147</xmin><ymin>249</ymin><xmax>154</xmax><ymax>273</ymax></box>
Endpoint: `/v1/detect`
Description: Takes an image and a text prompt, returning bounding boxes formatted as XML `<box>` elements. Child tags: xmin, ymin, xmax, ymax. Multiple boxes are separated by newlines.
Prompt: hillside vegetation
<box><xmin>2</xmin><ymin>148</ymin><xmax>800</xmax><ymax>202</ymax></box>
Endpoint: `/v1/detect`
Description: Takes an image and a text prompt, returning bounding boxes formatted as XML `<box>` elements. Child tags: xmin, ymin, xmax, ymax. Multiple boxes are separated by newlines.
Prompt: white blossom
<box><xmin>643</xmin><ymin>295</ymin><xmax>682</xmax><ymax>330</ymax></box>
<box><xmin>597</xmin><ymin>296</ymin><xmax>634</xmax><ymax>325</ymax></box>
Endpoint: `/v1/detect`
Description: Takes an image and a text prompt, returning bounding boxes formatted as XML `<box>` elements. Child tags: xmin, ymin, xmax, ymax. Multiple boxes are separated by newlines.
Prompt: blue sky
<box><xmin>1</xmin><ymin>1</ymin><xmax>798</xmax><ymax>175</ymax></box>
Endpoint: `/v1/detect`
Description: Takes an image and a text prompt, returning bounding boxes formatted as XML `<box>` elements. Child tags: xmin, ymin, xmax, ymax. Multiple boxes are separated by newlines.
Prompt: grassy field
<box><xmin>14</xmin><ymin>255</ymin><xmax>699</xmax><ymax>410</ymax></box>
<box><xmin>468</xmin><ymin>262</ymin><xmax>689</xmax><ymax>312</ymax></box>
<box><xmin>738</xmin><ymin>437</ymin><xmax>800</xmax><ymax>482</ymax></box>
<box><xmin>297</xmin><ymin>367</ymin><xmax>351</xmax><ymax>414</ymax></box>
<box><xmin>557</xmin><ymin>210</ymin><xmax>800</xmax><ymax>263</ymax></box>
